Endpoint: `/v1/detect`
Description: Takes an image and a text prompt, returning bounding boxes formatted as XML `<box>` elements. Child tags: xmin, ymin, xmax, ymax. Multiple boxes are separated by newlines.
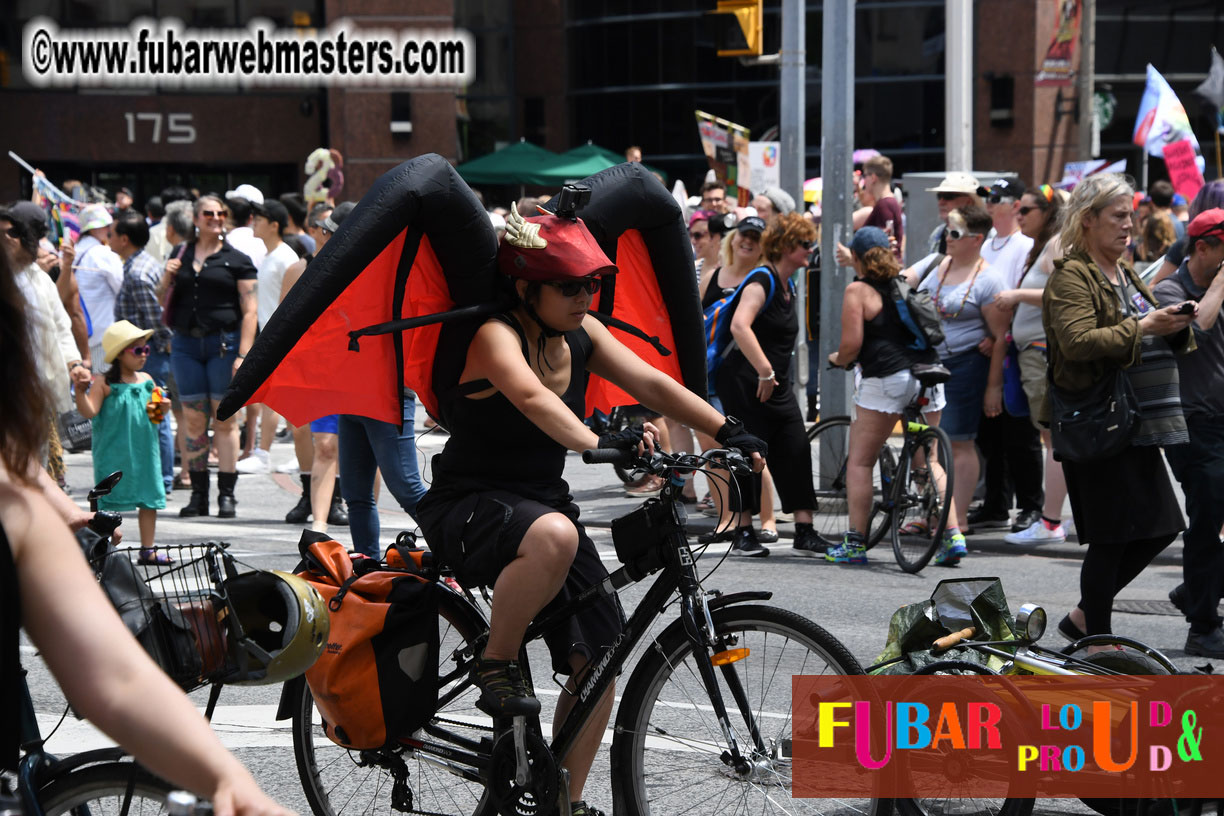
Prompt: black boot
<box><xmin>327</xmin><ymin>477</ymin><xmax>349</xmax><ymax>526</ymax></box>
<box><xmin>179</xmin><ymin>471</ymin><xmax>210</xmax><ymax>517</ymax></box>
<box><xmin>285</xmin><ymin>473</ymin><xmax>311</xmax><ymax>524</ymax></box>
<box><xmin>217</xmin><ymin>471</ymin><xmax>238</xmax><ymax>519</ymax></box>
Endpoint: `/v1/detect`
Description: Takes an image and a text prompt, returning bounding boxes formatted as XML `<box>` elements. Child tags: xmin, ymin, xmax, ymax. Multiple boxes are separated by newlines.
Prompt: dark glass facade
<box><xmin>566</xmin><ymin>1</ymin><xmax>948</xmax><ymax>188</ymax></box>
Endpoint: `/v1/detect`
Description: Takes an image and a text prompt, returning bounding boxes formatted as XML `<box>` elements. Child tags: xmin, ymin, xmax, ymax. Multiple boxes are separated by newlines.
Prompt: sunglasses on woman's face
<box><xmin>936</xmin><ymin>193</ymin><xmax>964</xmax><ymax>202</ymax></box>
<box><xmin>1017</xmin><ymin>206</ymin><xmax>1038</xmax><ymax>216</ymax></box>
<box><xmin>126</xmin><ymin>344</ymin><xmax>151</xmax><ymax>356</ymax></box>
<box><xmin>544</xmin><ymin>278</ymin><xmax>601</xmax><ymax>297</ymax></box>
<box><xmin>946</xmin><ymin>228</ymin><xmax>977</xmax><ymax>241</ymax></box>
<box><xmin>200</xmin><ymin>210</ymin><xmax>226</xmax><ymax>219</ymax></box>
<box><xmin>690</xmin><ymin>230</ymin><xmax>710</xmax><ymax>240</ymax></box>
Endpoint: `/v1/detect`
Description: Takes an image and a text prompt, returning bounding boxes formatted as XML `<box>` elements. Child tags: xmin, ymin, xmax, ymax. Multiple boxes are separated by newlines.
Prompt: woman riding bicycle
<box><xmin>828</xmin><ymin>227</ymin><xmax>947</xmax><ymax>564</ymax></box>
<box><xmin>414</xmin><ymin>202</ymin><xmax>764</xmax><ymax>816</ymax></box>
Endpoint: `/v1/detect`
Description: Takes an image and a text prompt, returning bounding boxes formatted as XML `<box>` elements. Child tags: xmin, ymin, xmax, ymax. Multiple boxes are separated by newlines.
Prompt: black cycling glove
<box><xmin>715</xmin><ymin>416</ymin><xmax>768</xmax><ymax>458</ymax></box>
<box><xmin>598</xmin><ymin>424</ymin><xmax>645</xmax><ymax>452</ymax></box>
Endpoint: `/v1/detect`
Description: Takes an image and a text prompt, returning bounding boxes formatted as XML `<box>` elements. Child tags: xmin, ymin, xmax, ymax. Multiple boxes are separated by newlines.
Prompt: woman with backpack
<box><xmin>827</xmin><ymin>227</ymin><xmax>947</xmax><ymax>564</ymax></box>
<box><xmin>712</xmin><ymin>213</ymin><xmax>822</xmax><ymax>557</ymax></box>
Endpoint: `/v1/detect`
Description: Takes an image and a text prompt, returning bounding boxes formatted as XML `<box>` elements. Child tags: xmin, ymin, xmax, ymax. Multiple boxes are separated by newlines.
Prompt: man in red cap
<box><xmin>1153</xmin><ymin>208</ymin><xmax>1224</xmax><ymax>658</ymax></box>
<box><xmin>413</xmin><ymin>199</ymin><xmax>765</xmax><ymax>816</ymax></box>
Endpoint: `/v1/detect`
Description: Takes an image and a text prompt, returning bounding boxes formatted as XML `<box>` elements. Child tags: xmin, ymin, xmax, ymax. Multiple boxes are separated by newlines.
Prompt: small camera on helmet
<box><xmin>554</xmin><ymin>184</ymin><xmax>592</xmax><ymax>219</ymax></box>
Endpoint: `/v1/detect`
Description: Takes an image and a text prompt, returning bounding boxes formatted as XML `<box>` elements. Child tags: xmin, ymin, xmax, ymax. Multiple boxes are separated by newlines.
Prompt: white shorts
<box><xmin>854</xmin><ymin>368</ymin><xmax>947</xmax><ymax>415</ymax></box>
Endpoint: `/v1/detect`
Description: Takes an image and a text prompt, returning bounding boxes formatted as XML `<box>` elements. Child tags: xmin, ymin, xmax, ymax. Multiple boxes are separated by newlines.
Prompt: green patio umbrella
<box><xmin>455</xmin><ymin>139</ymin><xmax>565</xmax><ymax>187</ymax></box>
<box><xmin>556</xmin><ymin>142</ymin><xmax>669</xmax><ymax>184</ymax></box>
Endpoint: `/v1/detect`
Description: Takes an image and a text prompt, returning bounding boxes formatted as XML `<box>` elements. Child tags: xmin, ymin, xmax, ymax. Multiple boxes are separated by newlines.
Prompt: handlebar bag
<box><xmin>295</xmin><ymin>531</ymin><xmax>439</xmax><ymax>750</ymax></box>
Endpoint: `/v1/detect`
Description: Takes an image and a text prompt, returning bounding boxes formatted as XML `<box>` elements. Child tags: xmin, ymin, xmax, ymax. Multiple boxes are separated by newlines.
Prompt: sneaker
<box><xmin>932</xmin><ymin>531</ymin><xmax>968</xmax><ymax>567</ymax></box>
<box><xmin>470</xmin><ymin>656</ymin><xmax>540</xmax><ymax>717</ymax></box>
<box><xmin>235</xmin><ymin>448</ymin><xmax>270</xmax><ymax>474</ymax></box>
<box><xmin>967</xmin><ymin>506</ymin><xmax>1009</xmax><ymax>529</ymax></box>
<box><xmin>570</xmin><ymin>801</ymin><xmax>608</xmax><ymax>816</ymax></box>
<box><xmin>824</xmin><ymin>534</ymin><xmax>867</xmax><ymax>564</ymax></box>
<box><xmin>1004</xmin><ymin>519</ymin><xmax>1066</xmax><ymax>545</ymax></box>
<box><xmin>730</xmin><ymin>528</ymin><xmax>769</xmax><ymax>558</ymax></box>
<box><xmin>1011</xmin><ymin>509</ymin><xmax>1042</xmax><ymax>533</ymax></box>
<box><xmin>1185</xmin><ymin>627</ymin><xmax>1224</xmax><ymax>659</ymax></box>
<box><xmin>624</xmin><ymin>474</ymin><xmax>665</xmax><ymax>497</ymax></box>
<box><xmin>792</xmin><ymin>526</ymin><xmax>824</xmax><ymax>556</ymax></box>
<box><xmin>275</xmin><ymin>459</ymin><xmax>301</xmax><ymax>474</ymax></box>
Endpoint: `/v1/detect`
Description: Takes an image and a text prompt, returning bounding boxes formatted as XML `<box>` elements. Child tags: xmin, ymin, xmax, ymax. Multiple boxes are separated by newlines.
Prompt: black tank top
<box><xmin>1</xmin><ymin>522</ymin><xmax>19</xmax><ymax>772</ymax></box>
<box><xmin>429</xmin><ymin>314</ymin><xmax>592</xmax><ymax>502</ymax></box>
<box><xmin>722</xmin><ymin>267</ymin><xmax>798</xmax><ymax>382</ymax></box>
<box><xmin>858</xmin><ymin>279</ymin><xmax>938</xmax><ymax>378</ymax></box>
<box><xmin>701</xmin><ymin>266</ymin><xmax>736</xmax><ymax>310</ymax></box>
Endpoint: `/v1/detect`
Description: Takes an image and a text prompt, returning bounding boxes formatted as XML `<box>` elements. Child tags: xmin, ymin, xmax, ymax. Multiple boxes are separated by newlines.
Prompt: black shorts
<box><xmin>416</xmin><ymin>487</ymin><xmax>626</xmax><ymax>676</ymax></box>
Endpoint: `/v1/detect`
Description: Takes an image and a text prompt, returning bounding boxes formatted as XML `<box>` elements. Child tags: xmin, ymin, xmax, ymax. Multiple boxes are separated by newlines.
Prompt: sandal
<box><xmin>898</xmin><ymin>520</ymin><xmax>930</xmax><ymax>536</ymax></box>
<box><xmin>137</xmin><ymin>548</ymin><xmax>174</xmax><ymax>566</ymax></box>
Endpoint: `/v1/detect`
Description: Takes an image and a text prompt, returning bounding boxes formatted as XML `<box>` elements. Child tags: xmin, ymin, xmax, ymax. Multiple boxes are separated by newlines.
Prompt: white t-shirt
<box><xmin>980</xmin><ymin>228</ymin><xmax>1034</xmax><ymax>288</ymax></box>
<box><xmin>227</xmin><ymin>226</ymin><xmax>267</xmax><ymax>269</ymax></box>
<box><xmin>73</xmin><ymin>234</ymin><xmax>124</xmax><ymax>345</ymax></box>
<box><xmin>257</xmin><ymin>241</ymin><xmax>299</xmax><ymax>327</ymax></box>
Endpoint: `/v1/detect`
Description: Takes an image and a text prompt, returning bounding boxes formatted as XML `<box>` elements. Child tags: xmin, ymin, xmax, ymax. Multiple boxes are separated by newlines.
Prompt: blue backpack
<box><xmin>703</xmin><ymin>267</ymin><xmax>777</xmax><ymax>381</ymax></box>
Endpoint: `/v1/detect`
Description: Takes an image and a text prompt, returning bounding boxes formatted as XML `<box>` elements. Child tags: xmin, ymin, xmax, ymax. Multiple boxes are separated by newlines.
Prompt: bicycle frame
<box><xmin>411</xmin><ymin>473</ymin><xmax>775</xmax><ymax>785</ymax></box>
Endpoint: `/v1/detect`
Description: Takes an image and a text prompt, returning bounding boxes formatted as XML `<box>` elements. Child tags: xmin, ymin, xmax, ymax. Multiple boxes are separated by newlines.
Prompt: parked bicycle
<box><xmin>281</xmin><ymin>448</ymin><xmax>888</xmax><ymax>816</ymax></box>
<box><xmin>807</xmin><ymin>363</ymin><xmax>954</xmax><ymax>572</ymax></box>
<box><xmin>867</xmin><ymin>578</ymin><xmax>1214</xmax><ymax>816</ymax></box>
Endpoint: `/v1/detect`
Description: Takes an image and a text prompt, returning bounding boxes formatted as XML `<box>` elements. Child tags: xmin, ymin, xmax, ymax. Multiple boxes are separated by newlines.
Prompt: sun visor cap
<box><xmin>498</xmin><ymin>213</ymin><xmax>618</xmax><ymax>281</ymax></box>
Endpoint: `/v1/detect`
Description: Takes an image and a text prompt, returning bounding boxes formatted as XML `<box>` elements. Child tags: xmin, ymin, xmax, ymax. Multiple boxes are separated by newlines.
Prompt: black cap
<box><xmin>736</xmin><ymin>215</ymin><xmax>767</xmax><ymax>235</ymax></box>
<box><xmin>253</xmin><ymin>199</ymin><xmax>289</xmax><ymax>231</ymax></box>
<box><xmin>321</xmin><ymin>201</ymin><xmax>356</xmax><ymax>233</ymax></box>
<box><xmin>0</xmin><ymin>201</ymin><xmax>49</xmax><ymax>240</ymax></box>
<box><xmin>708</xmin><ymin>211</ymin><xmax>738</xmax><ymax>236</ymax></box>
<box><xmin>976</xmin><ymin>178</ymin><xmax>1026</xmax><ymax>201</ymax></box>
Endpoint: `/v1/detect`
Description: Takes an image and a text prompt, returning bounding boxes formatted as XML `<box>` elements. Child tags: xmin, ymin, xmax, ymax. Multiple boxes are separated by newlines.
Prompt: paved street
<box><xmin>23</xmin><ymin>410</ymin><xmax>1209</xmax><ymax>815</ymax></box>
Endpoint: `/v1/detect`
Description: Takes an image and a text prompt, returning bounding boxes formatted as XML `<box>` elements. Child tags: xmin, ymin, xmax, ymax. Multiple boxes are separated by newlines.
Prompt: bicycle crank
<box><xmin>487</xmin><ymin>725</ymin><xmax>558</xmax><ymax>816</ymax></box>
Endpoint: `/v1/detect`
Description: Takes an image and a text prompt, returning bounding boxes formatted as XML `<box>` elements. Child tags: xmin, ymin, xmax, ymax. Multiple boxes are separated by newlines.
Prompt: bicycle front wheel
<box><xmin>611</xmin><ymin>604</ymin><xmax>889</xmax><ymax>816</ymax></box>
<box><xmin>291</xmin><ymin>588</ymin><xmax>495</xmax><ymax>816</ymax></box>
<box><xmin>891</xmin><ymin>426</ymin><xmax>954</xmax><ymax>573</ymax></box>
<box><xmin>39</xmin><ymin>761</ymin><xmax>175</xmax><ymax>816</ymax></box>
<box><xmin>808</xmin><ymin>416</ymin><xmax>891</xmax><ymax>551</ymax></box>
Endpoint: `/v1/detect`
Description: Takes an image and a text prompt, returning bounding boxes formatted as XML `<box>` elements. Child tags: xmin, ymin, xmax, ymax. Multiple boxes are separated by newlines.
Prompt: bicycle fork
<box><xmin>679</xmin><ymin>585</ymin><xmax>769</xmax><ymax>776</ymax></box>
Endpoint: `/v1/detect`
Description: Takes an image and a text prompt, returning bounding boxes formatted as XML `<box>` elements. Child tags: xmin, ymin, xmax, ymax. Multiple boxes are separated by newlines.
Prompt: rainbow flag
<box><xmin>1133</xmin><ymin>64</ymin><xmax>1200</xmax><ymax>156</ymax></box>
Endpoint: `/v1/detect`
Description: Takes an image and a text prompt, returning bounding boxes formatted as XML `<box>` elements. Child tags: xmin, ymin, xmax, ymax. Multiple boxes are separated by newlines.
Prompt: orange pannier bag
<box><xmin>295</xmin><ymin>531</ymin><xmax>439</xmax><ymax>750</ymax></box>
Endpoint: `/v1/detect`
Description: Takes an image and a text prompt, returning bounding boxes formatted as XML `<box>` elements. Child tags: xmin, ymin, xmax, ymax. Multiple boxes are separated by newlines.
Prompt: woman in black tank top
<box><xmin>827</xmin><ymin>227</ymin><xmax>953</xmax><ymax>565</ymax></box>
<box><xmin>713</xmin><ymin>214</ymin><xmax>824</xmax><ymax>556</ymax></box>
<box><xmin>413</xmin><ymin>205</ymin><xmax>765</xmax><ymax>812</ymax></box>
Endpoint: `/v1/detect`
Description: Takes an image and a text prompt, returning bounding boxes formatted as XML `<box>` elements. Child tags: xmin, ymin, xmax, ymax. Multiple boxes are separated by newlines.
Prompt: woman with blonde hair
<box><xmin>1042</xmin><ymin>172</ymin><xmax>1195</xmax><ymax>640</ymax></box>
<box><xmin>828</xmin><ymin>227</ymin><xmax>948</xmax><ymax>563</ymax></box>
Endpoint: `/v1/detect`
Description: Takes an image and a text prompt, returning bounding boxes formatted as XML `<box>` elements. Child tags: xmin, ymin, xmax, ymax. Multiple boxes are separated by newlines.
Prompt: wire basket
<box><xmin>86</xmin><ymin>541</ymin><xmax>243</xmax><ymax>692</ymax></box>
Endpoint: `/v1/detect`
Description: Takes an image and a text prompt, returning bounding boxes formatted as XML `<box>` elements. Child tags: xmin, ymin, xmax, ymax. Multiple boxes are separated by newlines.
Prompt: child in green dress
<box><xmin>76</xmin><ymin>320</ymin><xmax>170</xmax><ymax>565</ymax></box>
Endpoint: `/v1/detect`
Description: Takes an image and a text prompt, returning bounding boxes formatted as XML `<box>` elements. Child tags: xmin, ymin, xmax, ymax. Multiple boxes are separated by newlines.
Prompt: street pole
<box><xmin>945</xmin><ymin>0</ymin><xmax>973</xmax><ymax>171</ymax></box>
<box><xmin>1077</xmin><ymin>0</ymin><xmax>1096</xmax><ymax>160</ymax></box>
<box><xmin>780</xmin><ymin>0</ymin><xmax>806</xmax><ymax>403</ymax></box>
<box><xmin>819</xmin><ymin>0</ymin><xmax>854</xmax><ymax>421</ymax></box>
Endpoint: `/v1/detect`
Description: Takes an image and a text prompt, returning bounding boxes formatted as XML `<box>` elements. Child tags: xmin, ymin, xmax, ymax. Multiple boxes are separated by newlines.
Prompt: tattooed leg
<box><xmin>182</xmin><ymin>399</ymin><xmax>211</xmax><ymax>472</ymax></box>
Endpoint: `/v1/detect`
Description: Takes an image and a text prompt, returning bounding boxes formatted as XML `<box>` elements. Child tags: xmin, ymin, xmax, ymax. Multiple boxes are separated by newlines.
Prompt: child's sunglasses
<box><xmin>126</xmin><ymin>344</ymin><xmax>151</xmax><ymax>356</ymax></box>
<box><xmin>544</xmin><ymin>278</ymin><xmax>601</xmax><ymax>297</ymax></box>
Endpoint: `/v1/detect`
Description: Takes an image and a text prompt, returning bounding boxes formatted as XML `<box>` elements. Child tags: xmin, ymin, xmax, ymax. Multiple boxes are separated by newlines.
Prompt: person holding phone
<box><xmin>1041</xmin><ymin>173</ymin><xmax>1195</xmax><ymax>643</ymax></box>
<box><xmin>1152</xmin><ymin>208</ymin><xmax>1224</xmax><ymax>657</ymax></box>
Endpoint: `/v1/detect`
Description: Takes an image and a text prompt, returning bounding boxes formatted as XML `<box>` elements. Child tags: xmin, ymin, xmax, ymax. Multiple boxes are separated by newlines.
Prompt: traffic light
<box><xmin>710</xmin><ymin>0</ymin><xmax>763</xmax><ymax>58</ymax></box>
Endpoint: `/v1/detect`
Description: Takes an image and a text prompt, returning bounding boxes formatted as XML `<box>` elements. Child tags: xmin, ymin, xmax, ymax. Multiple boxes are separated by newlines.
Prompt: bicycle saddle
<box><xmin>911</xmin><ymin>363</ymin><xmax>952</xmax><ymax>387</ymax></box>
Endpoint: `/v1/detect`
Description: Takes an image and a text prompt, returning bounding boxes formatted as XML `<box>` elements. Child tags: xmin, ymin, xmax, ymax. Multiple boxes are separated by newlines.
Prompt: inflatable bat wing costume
<box><xmin>218</xmin><ymin>155</ymin><xmax>704</xmax><ymax>428</ymax></box>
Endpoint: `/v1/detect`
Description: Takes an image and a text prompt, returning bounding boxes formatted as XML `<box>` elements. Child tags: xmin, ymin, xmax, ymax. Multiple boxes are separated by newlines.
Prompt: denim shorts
<box><xmin>854</xmin><ymin>368</ymin><xmax>947</xmax><ymax>415</ymax></box>
<box><xmin>939</xmin><ymin>348</ymin><xmax>991</xmax><ymax>441</ymax></box>
<box><xmin>171</xmin><ymin>329</ymin><xmax>239</xmax><ymax>403</ymax></box>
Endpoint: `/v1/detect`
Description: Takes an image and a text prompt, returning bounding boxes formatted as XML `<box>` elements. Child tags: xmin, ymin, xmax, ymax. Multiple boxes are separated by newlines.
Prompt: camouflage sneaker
<box><xmin>471</xmin><ymin>656</ymin><xmax>540</xmax><ymax>717</ymax></box>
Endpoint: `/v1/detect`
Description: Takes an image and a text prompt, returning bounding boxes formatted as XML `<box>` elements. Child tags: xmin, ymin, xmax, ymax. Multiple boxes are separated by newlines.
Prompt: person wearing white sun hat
<box><xmin>74</xmin><ymin>203</ymin><xmax>125</xmax><ymax>373</ymax></box>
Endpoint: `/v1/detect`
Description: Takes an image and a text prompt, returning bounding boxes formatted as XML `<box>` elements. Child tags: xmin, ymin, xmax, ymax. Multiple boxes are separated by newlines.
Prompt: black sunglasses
<box><xmin>936</xmin><ymin>193</ymin><xmax>964</xmax><ymax>202</ymax></box>
<box><xmin>1018</xmin><ymin>206</ymin><xmax>1039</xmax><ymax>216</ymax></box>
<box><xmin>987</xmin><ymin>194</ymin><xmax>1014</xmax><ymax>205</ymax></box>
<box><xmin>544</xmin><ymin>278</ymin><xmax>601</xmax><ymax>297</ymax></box>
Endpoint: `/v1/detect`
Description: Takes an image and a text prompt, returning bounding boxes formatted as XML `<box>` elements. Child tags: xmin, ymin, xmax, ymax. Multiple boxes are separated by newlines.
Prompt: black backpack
<box><xmin>888</xmin><ymin>275</ymin><xmax>945</xmax><ymax>352</ymax></box>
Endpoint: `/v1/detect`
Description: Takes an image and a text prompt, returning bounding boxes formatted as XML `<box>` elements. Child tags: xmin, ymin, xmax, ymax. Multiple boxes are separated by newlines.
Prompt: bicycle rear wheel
<box><xmin>291</xmin><ymin>588</ymin><xmax>494</xmax><ymax>816</ymax></box>
<box><xmin>891</xmin><ymin>427</ymin><xmax>953</xmax><ymax>573</ymax></box>
<box><xmin>610</xmin><ymin>604</ymin><xmax>889</xmax><ymax>816</ymax></box>
<box><xmin>38</xmin><ymin>761</ymin><xmax>175</xmax><ymax>816</ymax></box>
<box><xmin>807</xmin><ymin>416</ymin><xmax>890</xmax><ymax>551</ymax></box>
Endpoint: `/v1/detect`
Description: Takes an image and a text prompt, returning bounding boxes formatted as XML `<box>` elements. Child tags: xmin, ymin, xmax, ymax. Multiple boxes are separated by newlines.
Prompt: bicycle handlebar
<box><xmin>582</xmin><ymin>448</ymin><xmax>636</xmax><ymax>466</ymax></box>
<box><xmin>582</xmin><ymin>448</ymin><xmax>753</xmax><ymax>476</ymax></box>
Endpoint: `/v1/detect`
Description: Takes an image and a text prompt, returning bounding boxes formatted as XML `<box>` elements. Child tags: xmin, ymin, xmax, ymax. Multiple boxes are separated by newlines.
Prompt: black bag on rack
<box><xmin>76</xmin><ymin>529</ymin><xmax>203</xmax><ymax>686</ymax></box>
